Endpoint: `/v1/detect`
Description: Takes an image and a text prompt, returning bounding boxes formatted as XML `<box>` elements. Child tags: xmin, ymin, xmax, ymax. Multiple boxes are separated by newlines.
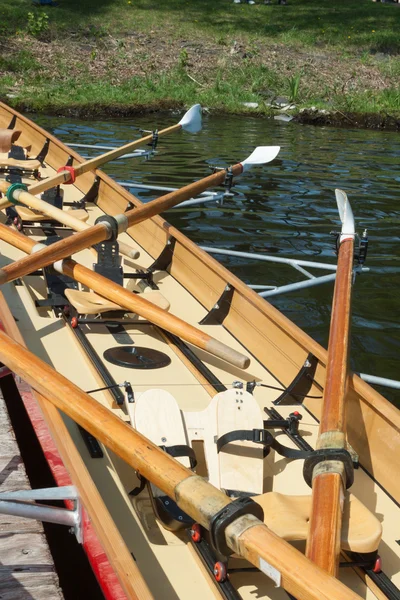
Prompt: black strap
<box><xmin>129</xmin><ymin>444</ymin><xmax>197</xmax><ymax>497</ymax></box>
<box><xmin>216</xmin><ymin>428</ymin><xmax>310</xmax><ymax>459</ymax></box>
<box><xmin>129</xmin><ymin>474</ymin><xmax>146</xmax><ymax>497</ymax></box>
<box><xmin>216</xmin><ymin>429</ymin><xmax>357</xmax><ymax>489</ymax></box>
<box><xmin>159</xmin><ymin>444</ymin><xmax>197</xmax><ymax>470</ymax></box>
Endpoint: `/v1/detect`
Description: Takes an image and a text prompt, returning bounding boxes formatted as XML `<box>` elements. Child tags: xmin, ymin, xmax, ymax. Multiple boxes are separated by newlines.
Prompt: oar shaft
<box><xmin>306</xmin><ymin>472</ymin><xmax>343</xmax><ymax>576</ymax></box>
<box><xmin>0</xmin><ymin>164</ymin><xmax>243</xmax><ymax>285</ymax></box>
<box><xmin>306</xmin><ymin>237</ymin><xmax>355</xmax><ymax>575</ymax></box>
<box><xmin>124</xmin><ymin>163</ymin><xmax>243</xmax><ymax>227</ymax></box>
<box><xmin>0</xmin><ymin>222</ymin><xmax>108</xmax><ymax>284</ymax></box>
<box><xmin>58</xmin><ymin>258</ymin><xmax>249</xmax><ymax>369</ymax></box>
<box><xmin>319</xmin><ymin>240</ymin><xmax>354</xmax><ymax>435</ymax></box>
<box><xmin>0</xmin><ymin>292</ymin><xmax>153</xmax><ymax>600</ymax></box>
<box><xmin>0</xmin><ymin>328</ymin><xmax>363</xmax><ymax>600</ymax></box>
<box><xmin>27</xmin><ymin>124</ymin><xmax>181</xmax><ymax>196</ymax></box>
<box><xmin>0</xmin><ymin>182</ymin><xmax>140</xmax><ymax>260</ymax></box>
<box><xmin>0</xmin><ymin>222</ymin><xmax>36</xmax><ymax>254</ymax></box>
<box><xmin>0</xmin><ymin>223</ymin><xmax>249</xmax><ymax>369</ymax></box>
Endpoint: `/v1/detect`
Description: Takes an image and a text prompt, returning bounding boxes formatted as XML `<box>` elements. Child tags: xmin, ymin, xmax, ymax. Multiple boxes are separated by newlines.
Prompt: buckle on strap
<box><xmin>252</xmin><ymin>428</ymin><xmax>270</xmax><ymax>444</ymax></box>
<box><xmin>216</xmin><ymin>428</ymin><xmax>274</xmax><ymax>454</ymax></box>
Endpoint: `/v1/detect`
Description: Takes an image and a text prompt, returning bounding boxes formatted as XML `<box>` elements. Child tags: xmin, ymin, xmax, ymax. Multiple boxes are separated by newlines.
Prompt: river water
<box><xmin>32</xmin><ymin>112</ymin><xmax>400</xmax><ymax>405</ymax></box>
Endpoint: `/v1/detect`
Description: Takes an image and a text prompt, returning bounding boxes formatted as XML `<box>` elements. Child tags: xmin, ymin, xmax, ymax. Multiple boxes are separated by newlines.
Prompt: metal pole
<box><xmin>200</xmin><ymin>246</ymin><xmax>339</xmax><ymax>271</ymax></box>
<box><xmin>67</xmin><ymin>144</ymin><xmax>150</xmax><ymax>160</ymax></box>
<box><xmin>259</xmin><ymin>273</ymin><xmax>338</xmax><ymax>297</ymax></box>
<box><xmin>359</xmin><ymin>373</ymin><xmax>400</xmax><ymax>390</ymax></box>
<box><xmin>0</xmin><ymin>500</ymin><xmax>78</xmax><ymax>527</ymax></box>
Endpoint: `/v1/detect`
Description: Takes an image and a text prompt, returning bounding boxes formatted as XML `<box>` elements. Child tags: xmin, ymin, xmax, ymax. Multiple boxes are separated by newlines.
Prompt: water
<box><xmin>32</xmin><ymin>112</ymin><xmax>400</xmax><ymax>404</ymax></box>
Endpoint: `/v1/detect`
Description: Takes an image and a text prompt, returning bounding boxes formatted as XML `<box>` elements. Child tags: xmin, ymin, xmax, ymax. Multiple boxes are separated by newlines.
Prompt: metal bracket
<box><xmin>199</xmin><ymin>284</ymin><xmax>234</xmax><ymax>325</ymax></box>
<box><xmin>34</xmin><ymin>236</ymin><xmax>78</xmax><ymax>310</ymax></box>
<box><xmin>149</xmin><ymin>236</ymin><xmax>176</xmax><ymax>272</ymax></box>
<box><xmin>35</xmin><ymin>138</ymin><xmax>50</xmax><ymax>164</ymax></box>
<box><xmin>0</xmin><ymin>486</ymin><xmax>83</xmax><ymax>543</ymax></box>
<box><xmin>9</xmin><ymin>145</ymin><xmax>25</xmax><ymax>160</ymax></box>
<box><xmin>35</xmin><ymin>268</ymin><xmax>78</xmax><ymax>310</ymax></box>
<box><xmin>78</xmin><ymin>426</ymin><xmax>104</xmax><ymax>458</ymax></box>
<box><xmin>0</xmin><ymin>364</ymin><xmax>12</xmax><ymax>379</ymax></box>
<box><xmin>139</xmin><ymin>129</ymin><xmax>159</xmax><ymax>152</ymax></box>
<box><xmin>81</xmin><ymin>175</ymin><xmax>100</xmax><ymax>206</ymax></box>
<box><xmin>149</xmin><ymin>130</ymin><xmax>158</xmax><ymax>151</ymax></box>
<box><xmin>273</xmin><ymin>353</ymin><xmax>319</xmax><ymax>405</ymax></box>
<box><xmin>93</xmin><ymin>240</ymin><xmax>123</xmax><ymax>286</ymax></box>
<box><xmin>41</xmin><ymin>185</ymin><xmax>63</xmax><ymax>210</ymax></box>
<box><xmin>7</xmin><ymin>114</ymin><xmax>17</xmax><ymax>129</ymax></box>
<box><xmin>210</xmin><ymin>166</ymin><xmax>234</xmax><ymax>197</ymax></box>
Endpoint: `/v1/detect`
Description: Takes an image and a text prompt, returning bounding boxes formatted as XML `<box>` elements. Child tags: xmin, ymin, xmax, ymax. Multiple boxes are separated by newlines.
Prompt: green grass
<box><xmin>1</xmin><ymin>0</ymin><xmax>399</xmax><ymax>51</ymax></box>
<box><xmin>0</xmin><ymin>0</ymin><xmax>399</xmax><ymax>121</ymax></box>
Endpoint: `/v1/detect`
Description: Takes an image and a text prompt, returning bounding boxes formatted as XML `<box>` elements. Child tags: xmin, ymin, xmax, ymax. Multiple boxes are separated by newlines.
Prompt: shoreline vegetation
<box><xmin>0</xmin><ymin>0</ymin><xmax>399</xmax><ymax>129</ymax></box>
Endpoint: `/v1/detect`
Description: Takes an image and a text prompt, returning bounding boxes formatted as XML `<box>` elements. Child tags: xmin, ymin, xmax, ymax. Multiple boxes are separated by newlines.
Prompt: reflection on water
<box><xmin>33</xmin><ymin>112</ymin><xmax>400</xmax><ymax>405</ymax></box>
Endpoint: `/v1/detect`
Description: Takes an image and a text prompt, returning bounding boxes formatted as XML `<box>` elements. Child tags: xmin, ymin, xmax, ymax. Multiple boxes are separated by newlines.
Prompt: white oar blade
<box><xmin>179</xmin><ymin>104</ymin><xmax>202</xmax><ymax>133</ymax></box>
<box><xmin>241</xmin><ymin>146</ymin><xmax>280</xmax><ymax>172</ymax></box>
<box><xmin>335</xmin><ymin>189</ymin><xmax>355</xmax><ymax>242</ymax></box>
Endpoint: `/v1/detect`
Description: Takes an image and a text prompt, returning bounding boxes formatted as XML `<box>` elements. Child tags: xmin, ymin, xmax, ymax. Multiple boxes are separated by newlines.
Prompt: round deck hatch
<box><xmin>103</xmin><ymin>346</ymin><xmax>171</xmax><ymax>369</ymax></box>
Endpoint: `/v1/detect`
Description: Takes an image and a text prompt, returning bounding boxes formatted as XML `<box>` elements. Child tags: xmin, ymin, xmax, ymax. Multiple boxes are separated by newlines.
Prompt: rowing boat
<box><xmin>0</xmin><ymin>101</ymin><xmax>399</xmax><ymax>600</ymax></box>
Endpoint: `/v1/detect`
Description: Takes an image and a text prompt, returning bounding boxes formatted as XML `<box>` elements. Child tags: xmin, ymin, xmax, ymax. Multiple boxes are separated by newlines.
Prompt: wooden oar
<box><xmin>306</xmin><ymin>190</ymin><xmax>356</xmax><ymax>576</ymax></box>
<box><xmin>0</xmin><ymin>222</ymin><xmax>249</xmax><ymax>369</ymax></box>
<box><xmin>0</xmin><ymin>146</ymin><xmax>280</xmax><ymax>285</ymax></box>
<box><xmin>21</xmin><ymin>104</ymin><xmax>203</xmax><ymax>196</ymax></box>
<box><xmin>0</xmin><ymin>292</ymin><xmax>154</xmax><ymax>600</ymax></box>
<box><xmin>0</xmin><ymin>325</ymin><xmax>363</xmax><ymax>600</ymax></box>
<box><xmin>0</xmin><ymin>180</ymin><xmax>140</xmax><ymax>260</ymax></box>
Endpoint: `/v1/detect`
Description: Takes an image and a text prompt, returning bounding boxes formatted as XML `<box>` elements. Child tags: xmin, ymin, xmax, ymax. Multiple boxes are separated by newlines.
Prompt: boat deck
<box><xmin>0</xmin><ymin>164</ymin><xmax>398</xmax><ymax>600</ymax></box>
<box><xmin>0</xmin><ymin>106</ymin><xmax>400</xmax><ymax>600</ymax></box>
<box><xmin>0</xmin><ymin>387</ymin><xmax>63</xmax><ymax>600</ymax></box>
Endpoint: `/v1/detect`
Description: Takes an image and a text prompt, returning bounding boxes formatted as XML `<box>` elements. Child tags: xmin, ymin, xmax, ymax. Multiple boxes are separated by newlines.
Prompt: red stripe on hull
<box><xmin>13</xmin><ymin>376</ymin><xmax>128</xmax><ymax>600</ymax></box>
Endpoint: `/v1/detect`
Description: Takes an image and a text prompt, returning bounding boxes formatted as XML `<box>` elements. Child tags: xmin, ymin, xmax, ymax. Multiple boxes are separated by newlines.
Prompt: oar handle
<box><xmin>0</xmin><ymin>182</ymin><xmax>140</xmax><ymax>260</ymax></box>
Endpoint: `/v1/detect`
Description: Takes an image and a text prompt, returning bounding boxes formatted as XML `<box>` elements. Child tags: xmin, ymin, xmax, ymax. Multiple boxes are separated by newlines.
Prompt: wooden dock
<box><xmin>0</xmin><ymin>389</ymin><xmax>63</xmax><ymax>600</ymax></box>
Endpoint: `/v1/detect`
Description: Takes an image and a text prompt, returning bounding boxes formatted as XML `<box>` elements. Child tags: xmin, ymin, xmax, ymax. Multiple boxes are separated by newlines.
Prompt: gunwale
<box><xmin>0</xmin><ymin>102</ymin><xmax>400</xmax><ymax>599</ymax></box>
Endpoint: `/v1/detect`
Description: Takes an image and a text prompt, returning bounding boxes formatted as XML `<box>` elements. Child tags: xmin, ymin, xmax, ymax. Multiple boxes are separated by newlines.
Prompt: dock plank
<box><xmin>0</xmin><ymin>389</ymin><xmax>63</xmax><ymax>599</ymax></box>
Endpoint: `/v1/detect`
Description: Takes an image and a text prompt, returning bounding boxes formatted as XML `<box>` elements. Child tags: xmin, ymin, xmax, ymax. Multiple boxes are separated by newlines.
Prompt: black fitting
<box><xmin>246</xmin><ymin>380</ymin><xmax>257</xmax><ymax>394</ymax></box>
<box><xmin>287</xmin><ymin>411</ymin><xmax>302</xmax><ymax>435</ymax></box>
<box><xmin>209</xmin><ymin>496</ymin><xmax>264</xmax><ymax>559</ymax></box>
<box><xmin>357</xmin><ymin>230</ymin><xmax>368</xmax><ymax>266</ymax></box>
<box><xmin>303</xmin><ymin>448</ymin><xmax>356</xmax><ymax>489</ymax></box>
<box><xmin>95</xmin><ymin>215</ymin><xmax>119</xmax><ymax>241</ymax></box>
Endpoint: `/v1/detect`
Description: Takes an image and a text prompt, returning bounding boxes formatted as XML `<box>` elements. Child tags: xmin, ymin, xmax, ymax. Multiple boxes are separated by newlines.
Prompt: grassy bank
<box><xmin>0</xmin><ymin>0</ymin><xmax>399</xmax><ymax>126</ymax></box>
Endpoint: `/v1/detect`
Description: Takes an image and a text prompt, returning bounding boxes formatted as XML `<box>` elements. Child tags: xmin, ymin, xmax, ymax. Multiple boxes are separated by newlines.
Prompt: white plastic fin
<box><xmin>178</xmin><ymin>104</ymin><xmax>202</xmax><ymax>133</ymax></box>
<box><xmin>240</xmin><ymin>146</ymin><xmax>280</xmax><ymax>172</ymax></box>
<box><xmin>53</xmin><ymin>260</ymin><xmax>65</xmax><ymax>274</ymax></box>
<box><xmin>259</xmin><ymin>558</ymin><xmax>281</xmax><ymax>587</ymax></box>
<box><xmin>335</xmin><ymin>189</ymin><xmax>355</xmax><ymax>243</ymax></box>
